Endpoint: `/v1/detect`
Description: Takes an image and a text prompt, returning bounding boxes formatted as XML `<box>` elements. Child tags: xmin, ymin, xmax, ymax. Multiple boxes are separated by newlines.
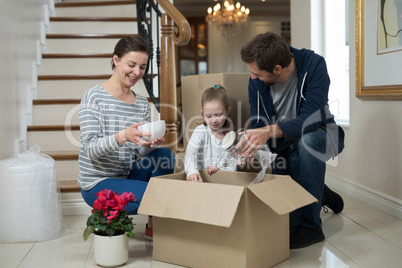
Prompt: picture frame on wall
<box><xmin>356</xmin><ymin>0</ymin><xmax>402</xmax><ymax>99</ymax></box>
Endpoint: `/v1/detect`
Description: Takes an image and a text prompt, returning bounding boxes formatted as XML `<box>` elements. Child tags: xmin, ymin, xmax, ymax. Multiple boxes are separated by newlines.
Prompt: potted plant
<box><xmin>83</xmin><ymin>189</ymin><xmax>136</xmax><ymax>267</ymax></box>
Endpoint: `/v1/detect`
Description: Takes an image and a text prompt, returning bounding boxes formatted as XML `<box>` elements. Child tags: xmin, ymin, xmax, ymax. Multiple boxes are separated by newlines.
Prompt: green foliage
<box><xmin>82</xmin><ymin>189</ymin><xmax>136</xmax><ymax>241</ymax></box>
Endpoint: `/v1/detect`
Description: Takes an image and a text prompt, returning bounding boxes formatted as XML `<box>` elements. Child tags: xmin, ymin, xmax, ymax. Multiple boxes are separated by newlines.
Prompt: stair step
<box><xmin>33</xmin><ymin>99</ymin><xmax>81</xmax><ymax>105</ymax></box>
<box><xmin>59</xmin><ymin>180</ymin><xmax>80</xmax><ymax>193</ymax></box>
<box><xmin>41</xmin><ymin>58</ymin><xmax>112</xmax><ymax>75</ymax></box>
<box><xmin>54</xmin><ymin>3</ymin><xmax>137</xmax><ymax>18</ymax></box>
<box><xmin>28</xmin><ymin>125</ymin><xmax>80</xmax><ymax>131</ymax></box>
<box><xmin>38</xmin><ymin>79</ymin><xmax>153</xmax><ymax>99</ymax></box>
<box><xmin>48</xmin><ymin>21</ymin><xmax>137</xmax><ymax>34</ymax></box>
<box><xmin>45</xmin><ymin>38</ymin><xmax>120</xmax><ymax>53</ymax></box>
<box><xmin>55</xmin><ymin>1</ymin><xmax>136</xmax><ymax>8</ymax></box>
<box><xmin>50</xmin><ymin>17</ymin><xmax>137</xmax><ymax>22</ymax></box>
<box><xmin>28</xmin><ymin>130</ymin><xmax>80</xmax><ymax>151</ymax></box>
<box><xmin>38</xmin><ymin>80</ymin><xmax>106</xmax><ymax>99</ymax></box>
<box><xmin>42</xmin><ymin>53</ymin><xmax>112</xmax><ymax>58</ymax></box>
<box><xmin>37</xmin><ymin>74</ymin><xmax>157</xmax><ymax>81</ymax></box>
<box><xmin>46</xmin><ymin>34</ymin><xmax>129</xmax><ymax>39</ymax></box>
<box><xmin>31</xmin><ymin>99</ymin><xmax>159</xmax><ymax>126</ymax></box>
<box><xmin>33</xmin><ymin>98</ymin><xmax>155</xmax><ymax>105</ymax></box>
<box><xmin>38</xmin><ymin>74</ymin><xmax>111</xmax><ymax>80</ymax></box>
<box><xmin>45</xmin><ymin>150</ymin><xmax>79</xmax><ymax>160</ymax></box>
<box><xmin>32</xmin><ymin>102</ymin><xmax>79</xmax><ymax>126</ymax></box>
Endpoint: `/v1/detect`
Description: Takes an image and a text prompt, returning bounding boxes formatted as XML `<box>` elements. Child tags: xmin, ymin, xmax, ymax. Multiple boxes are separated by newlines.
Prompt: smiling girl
<box><xmin>184</xmin><ymin>84</ymin><xmax>236</xmax><ymax>182</ymax></box>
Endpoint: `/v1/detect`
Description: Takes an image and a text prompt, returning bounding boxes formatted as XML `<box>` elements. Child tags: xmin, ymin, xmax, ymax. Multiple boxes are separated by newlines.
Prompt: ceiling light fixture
<box><xmin>206</xmin><ymin>0</ymin><xmax>250</xmax><ymax>39</ymax></box>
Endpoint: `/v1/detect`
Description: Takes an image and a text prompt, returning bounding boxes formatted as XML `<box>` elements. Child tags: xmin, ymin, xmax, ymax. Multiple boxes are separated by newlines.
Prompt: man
<box><xmin>237</xmin><ymin>31</ymin><xmax>345</xmax><ymax>249</ymax></box>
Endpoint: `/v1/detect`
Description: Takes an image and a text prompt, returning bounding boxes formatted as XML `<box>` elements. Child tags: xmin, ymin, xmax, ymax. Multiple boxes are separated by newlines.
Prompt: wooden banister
<box><xmin>156</xmin><ymin>0</ymin><xmax>191</xmax><ymax>46</ymax></box>
<box><xmin>153</xmin><ymin>0</ymin><xmax>191</xmax><ymax>151</ymax></box>
<box><xmin>160</xmin><ymin>14</ymin><xmax>178</xmax><ymax>149</ymax></box>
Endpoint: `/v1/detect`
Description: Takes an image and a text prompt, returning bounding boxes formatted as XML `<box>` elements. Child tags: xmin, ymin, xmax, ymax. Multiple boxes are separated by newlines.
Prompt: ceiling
<box><xmin>173</xmin><ymin>0</ymin><xmax>290</xmax><ymax>18</ymax></box>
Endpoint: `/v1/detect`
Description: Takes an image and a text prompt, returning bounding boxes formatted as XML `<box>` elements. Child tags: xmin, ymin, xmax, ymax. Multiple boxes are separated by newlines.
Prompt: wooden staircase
<box><xmin>29</xmin><ymin>0</ymin><xmax>189</xmax><ymax>198</ymax></box>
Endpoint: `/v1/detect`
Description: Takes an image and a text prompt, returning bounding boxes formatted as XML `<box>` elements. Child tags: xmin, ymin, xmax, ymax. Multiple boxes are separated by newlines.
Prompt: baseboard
<box><xmin>326</xmin><ymin>173</ymin><xmax>402</xmax><ymax>220</ymax></box>
<box><xmin>61</xmin><ymin>199</ymin><xmax>91</xmax><ymax>216</ymax></box>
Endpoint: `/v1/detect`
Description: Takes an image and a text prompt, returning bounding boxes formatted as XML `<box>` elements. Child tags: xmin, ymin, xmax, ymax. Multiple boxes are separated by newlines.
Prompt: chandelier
<box><xmin>206</xmin><ymin>0</ymin><xmax>250</xmax><ymax>39</ymax></box>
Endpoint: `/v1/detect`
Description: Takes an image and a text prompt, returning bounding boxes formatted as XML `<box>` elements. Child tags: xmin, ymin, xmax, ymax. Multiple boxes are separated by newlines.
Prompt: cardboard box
<box><xmin>138</xmin><ymin>170</ymin><xmax>317</xmax><ymax>268</ymax></box>
<box><xmin>181</xmin><ymin>73</ymin><xmax>251</xmax><ymax>149</ymax></box>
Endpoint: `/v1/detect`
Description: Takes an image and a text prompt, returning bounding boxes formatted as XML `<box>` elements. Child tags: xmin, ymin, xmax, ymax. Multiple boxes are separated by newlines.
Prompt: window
<box><xmin>323</xmin><ymin>0</ymin><xmax>350</xmax><ymax>126</ymax></box>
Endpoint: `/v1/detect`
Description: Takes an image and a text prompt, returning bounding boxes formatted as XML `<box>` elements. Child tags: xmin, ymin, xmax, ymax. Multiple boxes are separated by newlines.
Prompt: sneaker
<box><xmin>323</xmin><ymin>184</ymin><xmax>344</xmax><ymax>214</ymax></box>
<box><xmin>290</xmin><ymin>225</ymin><xmax>325</xmax><ymax>249</ymax></box>
<box><xmin>144</xmin><ymin>223</ymin><xmax>153</xmax><ymax>241</ymax></box>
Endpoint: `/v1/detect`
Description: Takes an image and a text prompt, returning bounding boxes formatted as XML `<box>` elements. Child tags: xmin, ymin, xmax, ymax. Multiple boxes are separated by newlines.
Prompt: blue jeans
<box><xmin>81</xmin><ymin>147</ymin><xmax>175</xmax><ymax>215</ymax></box>
<box><xmin>273</xmin><ymin>127</ymin><xmax>340</xmax><ymax>229</ymax></box>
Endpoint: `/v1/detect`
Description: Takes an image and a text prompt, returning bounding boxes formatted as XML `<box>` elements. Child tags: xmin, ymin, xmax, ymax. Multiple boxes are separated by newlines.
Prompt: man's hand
<box><xmin>235</xmin><ymin>125</ymin><xmax>283</xmax><ymax>158</ymax></box>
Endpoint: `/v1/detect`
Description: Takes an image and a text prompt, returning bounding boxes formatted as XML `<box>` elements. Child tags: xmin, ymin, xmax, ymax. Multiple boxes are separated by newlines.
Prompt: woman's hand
<box><xmin>149</xmin><ymin>128</ymin><xmax>169</xmax><ymax>147</ymax></box>
<box><xmin>207</xmin><ymin>166</ymin><xmax>220</xmax><ymax>176</ymax></box>
<box><xmin>186</xmin><ymin>173</ymin><xmax>203</xmax><ymax>182</ymax></box>
<box><xmin>116</xmin><ymin>122</ymin><xmax>152</xmax><ymax>146</ymax></box>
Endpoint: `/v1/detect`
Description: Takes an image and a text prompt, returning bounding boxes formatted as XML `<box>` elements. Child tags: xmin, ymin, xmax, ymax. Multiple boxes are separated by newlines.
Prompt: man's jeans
<box><xmin>81</xmin><ymin>147</ymin><xmax>175</xmax><ymax>214</ymax></box>
<box><xmin>272</xmin><ymin>127</ymin><xmax>341</xmax><ymax>229</ymax></box>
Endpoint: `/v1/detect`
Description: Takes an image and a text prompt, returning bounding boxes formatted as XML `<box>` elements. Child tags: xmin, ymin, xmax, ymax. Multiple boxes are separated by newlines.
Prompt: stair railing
<box><xmin>136</xmin><ymin>0</ymin><xmax>191</xmax><ymax>151</ymax></box>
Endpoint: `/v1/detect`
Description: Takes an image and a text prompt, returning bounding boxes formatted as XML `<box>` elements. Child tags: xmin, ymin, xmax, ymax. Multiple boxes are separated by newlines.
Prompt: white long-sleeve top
<box><xmin>184</xmin><ymin>124</ymin><xmax>236</xmax><ymax>177</ymax></box>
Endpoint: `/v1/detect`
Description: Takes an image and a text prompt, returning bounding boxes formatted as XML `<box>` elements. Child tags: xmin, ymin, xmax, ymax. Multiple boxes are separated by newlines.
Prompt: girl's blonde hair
<box><xmin>201</xmin><ymin>84</ymin><xmax>231</xmax><ymax>111</ymax></box>
<box><xmin>201</xmin><ymin>84</ymin><xmax>232</xmax><ymax>129</ymax></box>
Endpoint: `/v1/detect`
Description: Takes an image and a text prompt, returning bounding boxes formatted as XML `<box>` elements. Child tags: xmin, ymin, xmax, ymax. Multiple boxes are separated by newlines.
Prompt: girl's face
<box><xmin>202</xmin><ymin>101</ymin><xmax>230</xmax><ymax>132</ymax></box>
<box><xmin>113</xmin><ymin>51</ymin><xmax>148</xmax><ymax>89</ymax></box>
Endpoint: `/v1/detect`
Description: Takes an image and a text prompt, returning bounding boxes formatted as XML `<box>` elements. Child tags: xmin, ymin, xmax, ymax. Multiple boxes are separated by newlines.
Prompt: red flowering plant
<box><xmin>83</xmin><ymin>189</ymin><xmax>136</xmax><ymax>240</ymax></box>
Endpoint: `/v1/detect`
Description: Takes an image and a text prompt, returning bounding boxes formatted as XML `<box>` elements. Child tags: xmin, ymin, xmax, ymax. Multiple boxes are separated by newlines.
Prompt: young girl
<box><xmin>185</xmin><ymin>84</ymin><xmax>236</xmax><ymax>182</ymax></box>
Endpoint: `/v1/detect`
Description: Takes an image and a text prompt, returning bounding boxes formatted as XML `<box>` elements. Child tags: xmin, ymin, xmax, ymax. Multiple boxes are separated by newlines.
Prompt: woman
<box><xmin>78</xmin><ymin>35</ymin><xmax>174</xmax><ymax>239</ymax></box>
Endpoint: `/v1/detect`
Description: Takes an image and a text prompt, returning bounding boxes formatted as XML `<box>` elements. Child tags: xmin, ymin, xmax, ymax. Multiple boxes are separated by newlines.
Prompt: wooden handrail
<box><xmin>156</xmin><ymin>0</ymin><xmax>191</xmax><ymax>46</ymax></box>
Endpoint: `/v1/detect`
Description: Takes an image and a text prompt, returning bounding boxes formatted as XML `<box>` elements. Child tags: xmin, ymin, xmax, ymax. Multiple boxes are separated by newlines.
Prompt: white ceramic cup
<box><xmin>137</xmin><ymin>120</ymin><xmax>166</xmax><ymax>141</ymax></box>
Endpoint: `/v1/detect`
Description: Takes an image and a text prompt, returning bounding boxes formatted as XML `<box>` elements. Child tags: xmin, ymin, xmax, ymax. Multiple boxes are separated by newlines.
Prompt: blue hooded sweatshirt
<box><xmin>248</xmin><ymin>46</ymin><xmax>342</xmax><ymax>153</ymax></box>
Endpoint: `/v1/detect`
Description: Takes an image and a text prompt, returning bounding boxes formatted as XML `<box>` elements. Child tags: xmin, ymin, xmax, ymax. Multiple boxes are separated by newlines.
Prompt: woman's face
<box><xmin>113</xmin><ymin>51</ymin><xmax>148</xmax><ymax>88</ymax></box>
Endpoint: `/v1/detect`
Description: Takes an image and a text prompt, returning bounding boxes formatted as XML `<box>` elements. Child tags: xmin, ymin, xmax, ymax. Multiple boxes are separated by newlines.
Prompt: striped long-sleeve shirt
<box><xmin>78</xmin><ymin>84</ymin><xmax>154</xmax><ymax>190</ymax></box>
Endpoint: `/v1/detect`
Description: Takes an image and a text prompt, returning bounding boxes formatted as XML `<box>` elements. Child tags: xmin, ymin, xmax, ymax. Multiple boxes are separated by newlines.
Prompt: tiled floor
<box><xmin>1</xmin><ymin>189</ymin><xmax>402</xmax><ymax>268</ymax></box>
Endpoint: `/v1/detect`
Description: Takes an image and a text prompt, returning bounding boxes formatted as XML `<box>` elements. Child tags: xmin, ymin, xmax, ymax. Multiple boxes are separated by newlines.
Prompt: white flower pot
<box><xmin>94</xmin><ymin>234</ymin><xmax>129</xmax><ymax>267</ymax></box>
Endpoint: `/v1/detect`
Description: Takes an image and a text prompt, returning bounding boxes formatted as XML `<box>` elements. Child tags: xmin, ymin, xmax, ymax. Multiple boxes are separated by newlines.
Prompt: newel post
<box><xmin>160</xmin><ymin>14</ymin><xmax>179</xmax><ymax>151</ymax></box>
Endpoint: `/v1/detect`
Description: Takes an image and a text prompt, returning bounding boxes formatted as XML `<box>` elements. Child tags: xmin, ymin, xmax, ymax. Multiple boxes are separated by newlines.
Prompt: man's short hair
<box><xmin>240</xmin><ymin>31</ymin><xmax>292</xmax><ymax>73</ymax></box>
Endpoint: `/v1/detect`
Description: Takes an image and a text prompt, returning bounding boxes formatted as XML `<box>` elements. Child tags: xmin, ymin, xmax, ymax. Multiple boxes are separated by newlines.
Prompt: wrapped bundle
<box><xmin>0</xmin><ymin>145</ymin><xmax>61</xmax><ymax>242</ymax></box>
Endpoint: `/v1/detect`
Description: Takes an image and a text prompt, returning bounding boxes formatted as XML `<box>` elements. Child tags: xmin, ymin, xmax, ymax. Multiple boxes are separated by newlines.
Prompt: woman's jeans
<box><xmin>81</xmin><ymin>147</ymin><xmax>175</xmax><ymax>215</ymax></box>
<box><xmin>272</xmin><ymin>127</ymin><xmax>342</xmax><ymax>230</ymax></box>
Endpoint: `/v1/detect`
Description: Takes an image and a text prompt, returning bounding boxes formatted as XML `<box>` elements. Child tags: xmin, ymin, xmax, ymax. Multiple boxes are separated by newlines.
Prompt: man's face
<box><xmin>247</xmin><ymin>62</ymin><xmax>278</xmax><ymax>86</ymax></box>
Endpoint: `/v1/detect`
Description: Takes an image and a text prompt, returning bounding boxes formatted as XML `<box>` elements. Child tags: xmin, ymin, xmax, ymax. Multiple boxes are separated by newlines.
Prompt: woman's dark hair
<box><xmin>111</xmin><ymin>35</ymin><xmax>150</xmax><ymax>70</ymax></box>
<box><xmin>240</xmin><ymin>31</ymin><xmax>292</xmax><ymax>73</ymax></box>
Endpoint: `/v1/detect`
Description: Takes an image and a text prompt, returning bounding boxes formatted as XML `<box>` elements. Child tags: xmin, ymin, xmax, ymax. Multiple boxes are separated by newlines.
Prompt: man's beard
<box><xmin>264</xmin><ymin>74</ymin><xmax>279</xmax><ymax>86</ymax></box>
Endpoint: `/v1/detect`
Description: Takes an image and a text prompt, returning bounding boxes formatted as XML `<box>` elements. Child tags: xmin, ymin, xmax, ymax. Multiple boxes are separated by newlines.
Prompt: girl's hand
<box><xmin>186</xmin><ymin>173</ymin><xmax>203</xmax><ymax>182</ymax></box>
<box><xmin>207</xmin><ymin>166</ymin><xmax>220</xmax><ymax>176</ymax></box>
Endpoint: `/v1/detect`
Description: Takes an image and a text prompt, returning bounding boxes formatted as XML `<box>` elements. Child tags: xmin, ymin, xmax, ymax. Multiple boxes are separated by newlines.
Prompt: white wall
<box><xmin>291</xmin><ymin>0</ymin><xmax>402</xmax><ymax>218</ymax></box>
<box><xmin>0</xmin><ymin>0</ymin><xmax>52</xmax><ymax>159</ymax></box>
<box><xmin>208</xmin><ymin>16</ymin><xmax>290</xmax><ymax>74</ymax></box>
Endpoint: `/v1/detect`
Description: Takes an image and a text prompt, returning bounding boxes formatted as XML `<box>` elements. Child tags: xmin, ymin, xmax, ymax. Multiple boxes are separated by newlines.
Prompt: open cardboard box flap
<box><xmin>138</xmin><ymin>177</ymin><xmax>245</xmax><ymax>227</ymax></box>
<box><xmin>138</xmin><ymin>171</ymin><xmax>317</xmax><ymax>228</ymax></box>
<box><xmin>247</xmin><ymin>175</ymin><xmax>318</xmax><ymax>215</ymax></box>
